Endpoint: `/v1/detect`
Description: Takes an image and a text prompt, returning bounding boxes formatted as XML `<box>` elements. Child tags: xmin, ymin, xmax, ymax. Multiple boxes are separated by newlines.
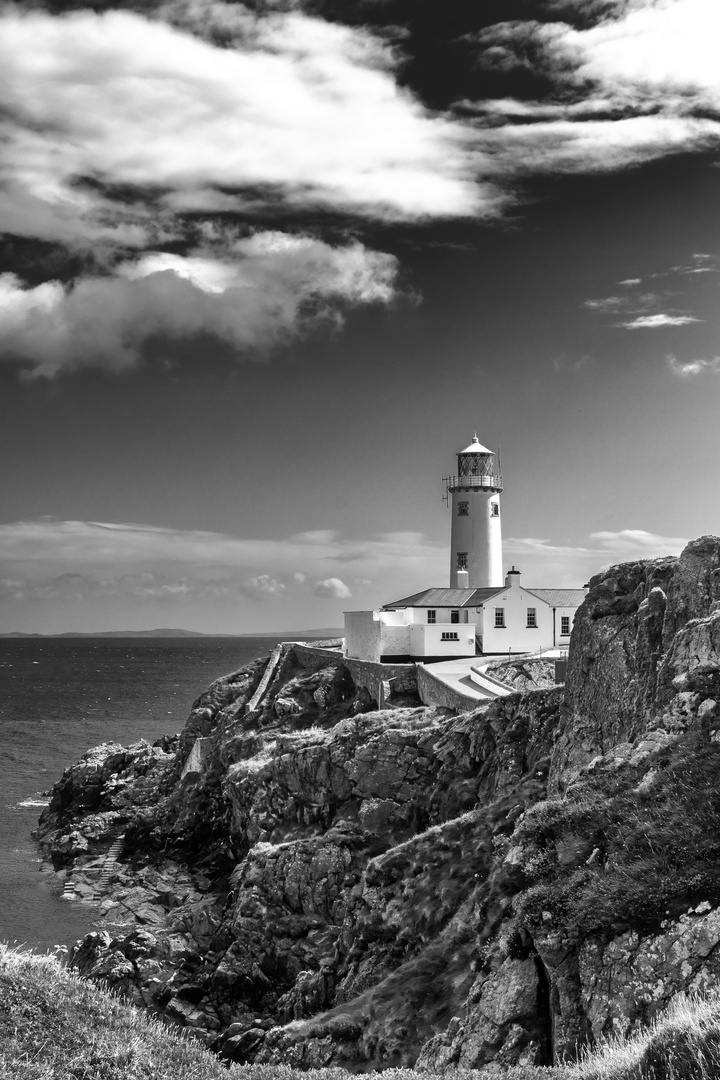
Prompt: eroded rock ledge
<box><xmin>34</xmin><ymin>536</ymin><xmax>720</xmax><ymax>1070</ymax></box>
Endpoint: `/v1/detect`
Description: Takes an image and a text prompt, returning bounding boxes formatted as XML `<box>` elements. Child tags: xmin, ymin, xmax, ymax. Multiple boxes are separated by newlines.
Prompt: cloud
<box><xmin>619</xmin><ymin>278</ymin><xmax>641</xmax><ymax>287</ymax></box>
<box><xmin>589</xmin><ymin>529</ymin><xmax>688</xmax><ymax>557</ymax></box>
<box><xmin>0</xmin><ymin>519</ymin><xmax>444</xmax><ymax>588</ymax></box>
<box><xmin>618</xmin><ymin>313</ymin><xmax>701</xmax><ymax>329</ymax></box>
<box><xmin>469</xmin><ymin>1</ymin><xmax>720</xmax><ymax>178</ymax></box>
<box><xmin>584</xmin><ymin>296</ymin><xmax>624</xmax><ymax>312</ymax></box>
<box><xmin>239</xmin><ymin>575</ymin><xmax>286</xmax><ymax>601</ymax></box>
<box><xmin>313</xmin><ymin>577</ymin><xmax>352</xmax><ymax>599</ymax></box>
<box><xmin>0</xmin><ymin>2</ymin><xmax>484</xmax><ymax>239</ymax></box>
<box><xmin>584</xmin><ymin>279</ymin><xmax>703</xmax><ymax>330</ymax></box>
<box><xmin>0</xmin><ymin>234</ymin><xmax>398</xmax><ymax>376</ymax></box>
<box><xmin>505</xmin><ymin>528</ymin><xmax>687</xmax><ymax>586</ymax></box>
<box><xmin>552</xmin><ymin>352</ymin><xmax>592</xmax><ymax>372</ymax></box>
<box><xmin>2</xmin><ymin>1</ymin><xmax>720</xmax><ymax>277</ymax></box>
<box><xmin>667</xmin><ymin>354</ymin><xmax>720</xmax><ymax>376</ymax></box>
<box><xmin>0</xmin><ymin>518</ymin><xmax>447</xmax><ymax>630</ymax></box>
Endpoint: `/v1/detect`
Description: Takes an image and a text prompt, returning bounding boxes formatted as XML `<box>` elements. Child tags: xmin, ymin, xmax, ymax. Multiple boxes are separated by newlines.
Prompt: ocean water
<box><xmin>0</xmin><ymin>636</ymin><xmax>280</xmax><ymax>954</ymax></box>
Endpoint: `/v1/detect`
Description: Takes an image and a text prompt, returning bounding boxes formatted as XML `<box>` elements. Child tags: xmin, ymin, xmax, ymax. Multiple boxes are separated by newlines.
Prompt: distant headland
<box><xmin>0</xmin><ymin>627</ymin><xmax>343</xmax><ymax>639</ymax></box>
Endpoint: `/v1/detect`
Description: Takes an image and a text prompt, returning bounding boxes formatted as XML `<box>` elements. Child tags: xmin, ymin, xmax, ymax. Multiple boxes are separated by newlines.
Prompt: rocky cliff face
<box><xmin>34</xmin><ymin>537</ymin><xmax>720</xmax><ymax>1069</ymax></box>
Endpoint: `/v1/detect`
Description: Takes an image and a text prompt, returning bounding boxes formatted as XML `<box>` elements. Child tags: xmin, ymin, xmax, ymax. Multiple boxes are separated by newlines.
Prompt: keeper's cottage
<box><xmin>343</xmin><ymin>433</ymin><xmax>586</xmax><ymax>663</ymax></box>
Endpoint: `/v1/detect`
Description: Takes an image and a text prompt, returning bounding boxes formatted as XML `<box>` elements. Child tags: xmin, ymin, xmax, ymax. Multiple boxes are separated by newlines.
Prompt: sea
<box><xmin>0</xmin><ymin>635</ymin><xmax>283</xmax><ymax>955</ymax></box>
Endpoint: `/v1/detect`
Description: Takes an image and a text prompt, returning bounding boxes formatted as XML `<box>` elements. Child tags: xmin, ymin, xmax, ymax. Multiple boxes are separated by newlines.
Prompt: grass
<box><xmin>0</xmin><ymin>944</ymin><xmax>239</xmax><ymax>1080</ymax></box>
<box><xmin>4</xmin><ymin>944</ymin><xmax>720</xmax><ymax>1079</ymax></box>
<box><xmin>572</xmin><ymin>992</ymin><xmax>720</xmax><ymax>1080</ymax></box>
<box><xmin>510</xmin><ymin>729</ymin><xmax>720</xmax><ymax>938</ymax></box>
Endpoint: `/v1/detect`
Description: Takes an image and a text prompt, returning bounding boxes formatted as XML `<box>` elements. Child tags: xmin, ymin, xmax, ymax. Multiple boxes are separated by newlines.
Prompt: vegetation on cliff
<box><xmin>6</xmin><ymin>944</ymin><xmax>720</xmax><ymax>1079</ymax></box>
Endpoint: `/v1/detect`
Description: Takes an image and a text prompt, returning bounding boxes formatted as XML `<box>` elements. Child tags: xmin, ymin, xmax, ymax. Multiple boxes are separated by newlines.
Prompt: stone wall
<box><xmin>288</xmin><ymin>642</ymin><xmax>417</xmax><ymax>705</ymax></box>
<box><xmin>415</xmin><ymin>662</ymin><xmax>480</xmax><ymax>712</ymax></box>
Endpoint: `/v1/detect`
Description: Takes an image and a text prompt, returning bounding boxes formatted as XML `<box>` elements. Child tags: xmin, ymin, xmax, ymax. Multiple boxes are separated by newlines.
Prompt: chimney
<box><xmin>505</xmin><ymin>565</ymin><xmax>521</xmax><ymax>588</ymax></box>
<box><xmin>457</xmin><ymin>569</ymin><xmax>470</xmax><ymax>589</ymax></box>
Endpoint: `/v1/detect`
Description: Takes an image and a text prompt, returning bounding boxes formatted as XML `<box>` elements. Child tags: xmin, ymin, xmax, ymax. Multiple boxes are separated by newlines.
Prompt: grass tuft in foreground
<box><xmin>3</xmin><ymin>944</ymin><xmax>720</xmax><ymax>1080</ymax></box>
<box><xmin>0</xmin><ymin>943</ymin><xmax>239</xmax><ymax>1080</ymax></box>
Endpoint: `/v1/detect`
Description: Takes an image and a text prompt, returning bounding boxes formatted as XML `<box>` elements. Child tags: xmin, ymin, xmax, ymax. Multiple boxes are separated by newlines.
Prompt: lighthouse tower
<box><xmin>447</xmin><ymin>435</ymin><xmax>503</xmax><ymax>588</ymax></box>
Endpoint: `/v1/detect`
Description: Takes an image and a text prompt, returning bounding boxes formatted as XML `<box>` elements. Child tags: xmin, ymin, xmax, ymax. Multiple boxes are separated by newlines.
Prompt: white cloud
<box><xmin>0</xmin><ymin>235</ymin><xmax>398</xmax><ymax>376</ymax></box>
<box><xmin>619</xmin><ymin>313</ymin><xmax>701</xmax><ymax>329</ymax></box>
<box><xmin>0</xmin><ymin>518</ymin><xmax>695</xmax><ymax>631</ymax></box>
<box><xmin>505</xmin><ymin>528</ymin><xmax>687</xmax><ymax>585</ymax></box>
<box><xmin>479</xmin><ymin>113</ymin><xmax>720</xmax><ymax>178</ymax></box>
<box><xmin>589</xmin><ymin>529</ymin><xmax>688</xmax><ymax>557</ymax></box>
<box><xmin>0</xmin><ymin>2</ymin><xmax>484</xmax><ymax>237</ymax></box>
<box><xmin>0</xmin><ymin>519</ymin><xmax>444</xmax><ymax>585</ymax></box>
<box><xmin>314</xmin><ymin>578</ymin><xmax>352</xmax><ymax>599</ymax></box>
<box><xmin>0</xmin><ymin>518</ymin><xmax>447</xmax><ymax>631</ymax></box>
<box><xmin>667</xmin><ymin>354</ymin><xmax>720</xmax><ymax>376</ymax></box>
<box><xmin>554</xmin><ymin>0</ymin><xmax>720</xmax><ymax>95</ymax></box>
<box><xmin>471</xmin><ymin>1</ymin><xmax>720</xmax><ymax>177</ymax></box>
<box><xmin>239</xmin><ymin>575</ymin><xmax>286</xmax><ymax>601</ymax></box>
<box><xmin>584</xmin><ymin>296</ymin><xmax>624</xmax><ymax>312</ymax></box>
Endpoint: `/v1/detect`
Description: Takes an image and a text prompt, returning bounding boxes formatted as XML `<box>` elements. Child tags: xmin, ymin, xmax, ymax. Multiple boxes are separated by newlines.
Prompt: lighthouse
<box><xmin>447</xmin><ymin>435</ymin><xmax>503</xmax><ymax>588</ymax></box>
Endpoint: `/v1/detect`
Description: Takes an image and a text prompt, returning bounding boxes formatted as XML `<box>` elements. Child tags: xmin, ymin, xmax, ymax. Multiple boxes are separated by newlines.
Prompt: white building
<box><xmin>344</xmin><ymin>432</ymin><xmax>587</xmax><ymax>662</ymax></box>
<box><xmin>344</xmin><ymin>568</ymin><xmax>585</xmax><ymax>662</ymax></box>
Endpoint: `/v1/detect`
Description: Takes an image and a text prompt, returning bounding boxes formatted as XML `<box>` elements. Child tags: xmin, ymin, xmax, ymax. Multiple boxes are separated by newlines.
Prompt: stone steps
<box><xmin>61</xmin><ymin>878</ymin><xmax>76</xmax><ymax>901</ymax></box>
<box><xmin>96</xmin><ymin>836</ymin><xmax>125</xmax><ymax>897</ymax></box>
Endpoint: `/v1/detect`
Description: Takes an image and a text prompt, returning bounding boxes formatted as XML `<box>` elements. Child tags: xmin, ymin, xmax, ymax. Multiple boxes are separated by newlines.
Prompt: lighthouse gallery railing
<box><xmin>446</xmin><ymin>473</ymin><xmax>503</xmax><ymax>491</ymax></box>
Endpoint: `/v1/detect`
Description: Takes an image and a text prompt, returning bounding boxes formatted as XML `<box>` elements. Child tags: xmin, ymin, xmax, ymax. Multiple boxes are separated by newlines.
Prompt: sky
<box><xmin>1</xmin><ymin>0</ymin><xmax>720</xmax><ymax>634</ymax></box>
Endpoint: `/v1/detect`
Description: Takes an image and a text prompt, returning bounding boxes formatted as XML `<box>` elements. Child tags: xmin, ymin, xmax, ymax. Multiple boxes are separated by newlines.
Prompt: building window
<box><xmin>457</xmin><ymin>501</ymin><xmax>469</xmax><ymax>516</ymax></box>
<box><xmin>457</xmin><ymin>552</ymin><xmax>468</xmax><ymax>571</ymax></box>
<box><xmin>527</xmin><ymin>607</ymin><xmax>537</xmax><ymax>628</ymax></box>
<box><xmin>561</xmin><ymin>616</ymin><xmax>571</xmax><ymax>635</ymax></box>
<box><xmin>427</xmin><ymin>610</ymin><xmax>436</xmax><ymax>624</ymax></box>
<box><xmin>494</xmin><ymin>607</ymin><xmax>505</xmax><ymax>628</ymax></box>
<box><xmin>490</xmin><ymin>503</ymin><xmax>499</xmax><ymax>517</ymax></box>
<box><xmin>451</xmin><ymin>610</ymin><xmax>460</xmax><ymax>624</ymax></box>
<box><xmin>441</xmin><ymin>632</ymin><xmax>459</xmax><ymax>641</ymax></box>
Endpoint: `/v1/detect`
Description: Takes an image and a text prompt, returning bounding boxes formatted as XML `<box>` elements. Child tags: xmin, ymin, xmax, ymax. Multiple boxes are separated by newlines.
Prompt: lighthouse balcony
<box><xmin>446</xmin><ymin>473</ymin><xmax>503</xmax><ymax>492</ymax></box>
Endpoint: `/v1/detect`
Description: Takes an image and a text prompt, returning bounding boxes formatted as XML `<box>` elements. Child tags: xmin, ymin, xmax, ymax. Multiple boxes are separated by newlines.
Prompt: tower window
<box><xmin>494</xmin><ymin>608</ymin><xmax>505</xmax><ymax>628</ymax></box>
<box><xmin>457</xmin><ymin>501</ymin><xmax>469</xmax><ymax>516</ymax></box>
<box><xmin>490</xmin><ymin>503</ymin><xmax>499</xmax><ymax>517</ymax></box>
<box><xmin>441</xmin><ymin>632</ymin><xmax>459</xmax><ymax>641</ymax></box>
<box><xmin>527</xmin><ymin>607</ymin><xmax>537</xmax><ymax>628</ymax></box>
<box><xmin>457</xmin><ymin>552</ymin><xmax>468</xmax><ymax>571</ymax></box>
<box><xmin>451</xmin><ymin>610</ymin><xmax>460</xmax><ymax>624</ymax></box>
<box><xmin>561</xmin><ymin>616</ymin><xmax>571</xmax><ymax>635</ymax></box>
<box><xmin>427</xmin><ymin>610</ymin><xmax>436</xmax><ymax>624</ymax></box>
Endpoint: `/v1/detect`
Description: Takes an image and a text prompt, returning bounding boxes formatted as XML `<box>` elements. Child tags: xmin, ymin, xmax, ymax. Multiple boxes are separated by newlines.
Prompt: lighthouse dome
<box><xmin>459</xmin><ymin>435</ymin><xmax>493</xmax><ymax>455</ymax></box>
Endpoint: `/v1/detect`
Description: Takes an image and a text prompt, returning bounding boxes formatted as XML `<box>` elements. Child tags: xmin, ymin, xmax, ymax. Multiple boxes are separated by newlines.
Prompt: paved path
<box><xmin>421</xmin><ymin>658</ymin><xmax>495</xmax><ymax>701</ymax></box>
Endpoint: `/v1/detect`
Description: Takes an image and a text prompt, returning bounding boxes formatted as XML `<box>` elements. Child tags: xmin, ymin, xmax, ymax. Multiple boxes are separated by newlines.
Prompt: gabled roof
<box><xmin>383</xmin><ymin>586</ymin><xmax>504</xmax><ymax>609</ymax></box>
<box><xmin>524</xmin><ymin>588</ymin><xmax>587</xmax><ymax>607</ymax></box>
<box><xmin>382</xmin><ymin>585</ymin><xmax>586</xmax><ymax>610</ymax></box>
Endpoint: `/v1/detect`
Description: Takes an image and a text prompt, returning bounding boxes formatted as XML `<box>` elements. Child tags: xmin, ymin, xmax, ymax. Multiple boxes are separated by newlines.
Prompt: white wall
<box><xmin>479</xmin><ymin>583</ymin><xmax>578</xmax><ymax>654</ymax></box>
<box><xmin>401</xmin><ymin>607</ymin><xmax>471</xmax><ymax>625</ymax></box>
<box><xmin>345</xmin><ymin>608</ymin><xmax>478</xmax><ymax>659</ymax></box>
<box><xmin>411</xmin><ymin>622</ymin><xmax>477</xmax><ymax>657</ymax></box>
<box><xmin>554</xmin><ymin>607</ymin><xmax>576</xmax><ymax>644</ymax></box>
<box><xmin>449</xmin><ymin>489</ymin><xmax>502</xmax><ymax>588</ymax></box>
<box><xmin>344</xmin><ymin>610</ymin><xmax>382</xmax><ymax>661</ymax></box>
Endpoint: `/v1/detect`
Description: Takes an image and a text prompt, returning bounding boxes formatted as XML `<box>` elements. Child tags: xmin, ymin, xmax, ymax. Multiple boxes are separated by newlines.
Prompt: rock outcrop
<box><xmin>34</xmin><ymin>537</ymin><xmax>720</xmax><ymax>1069</ymax></box>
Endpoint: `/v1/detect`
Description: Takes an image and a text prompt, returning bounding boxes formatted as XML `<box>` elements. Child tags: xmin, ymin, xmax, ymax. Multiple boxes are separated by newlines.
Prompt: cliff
<box><xmin>33</xmin><ymin>536</ymin><xmax>720</xmax><ymax>1070</ymax></box>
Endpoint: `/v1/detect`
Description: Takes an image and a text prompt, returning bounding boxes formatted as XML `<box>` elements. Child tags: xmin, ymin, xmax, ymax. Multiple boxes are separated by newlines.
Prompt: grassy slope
<box><xmin>3</xmin><ymin>945</ymin><xmax>720</xmax><ymax>1080</ymax></box>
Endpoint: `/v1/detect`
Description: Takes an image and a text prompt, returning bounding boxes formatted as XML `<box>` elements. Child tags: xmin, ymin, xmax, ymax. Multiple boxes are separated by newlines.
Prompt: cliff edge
<box><xmin>34</xmin><ymin>536</ymin><xmax>720</xmax><ymax>1069</ymax></box>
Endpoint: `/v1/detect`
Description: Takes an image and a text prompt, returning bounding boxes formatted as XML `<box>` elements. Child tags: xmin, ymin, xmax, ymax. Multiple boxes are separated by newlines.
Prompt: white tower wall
<box><xmin>450</xmin><ymin>489</ymin><xmax>502</xmax><ymax>588</ymax></box>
